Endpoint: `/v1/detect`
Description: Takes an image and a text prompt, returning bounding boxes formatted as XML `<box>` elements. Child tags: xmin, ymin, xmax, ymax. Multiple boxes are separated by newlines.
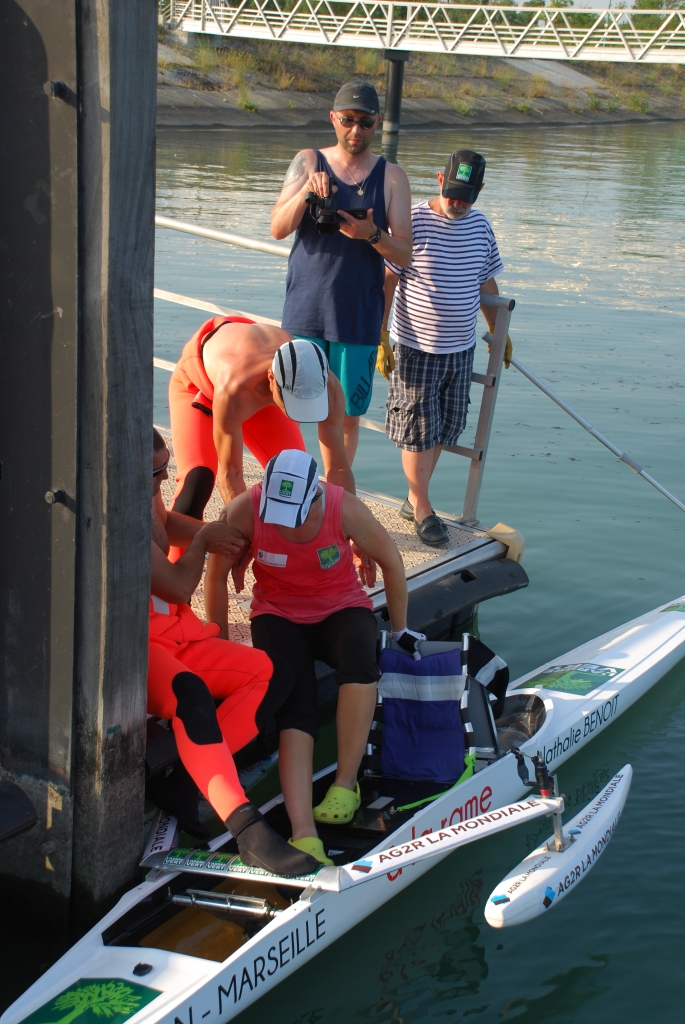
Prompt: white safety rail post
<box><xmin>445</xmin><ymin>293</ymin><xmax>514</xmax><ymax>525</ymax></box>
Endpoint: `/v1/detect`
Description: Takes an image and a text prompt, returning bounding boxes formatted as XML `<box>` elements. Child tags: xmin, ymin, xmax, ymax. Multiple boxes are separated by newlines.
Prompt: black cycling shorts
<box><xmin>250</xmin><ymin>606</ymin><xmax>379</xmax><ymax>741</ymax></box>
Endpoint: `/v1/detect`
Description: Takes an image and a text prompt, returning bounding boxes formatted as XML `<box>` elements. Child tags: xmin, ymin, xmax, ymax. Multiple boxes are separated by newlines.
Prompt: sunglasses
<box><xmin>153</xmin><ymin>455</ymin><xmax>169</xmax><ymax>477</ymax></box>
<box><xmin>335</xmin><ymin>114</ymin><xmax>377</xmax><ymax>130</ymax></box>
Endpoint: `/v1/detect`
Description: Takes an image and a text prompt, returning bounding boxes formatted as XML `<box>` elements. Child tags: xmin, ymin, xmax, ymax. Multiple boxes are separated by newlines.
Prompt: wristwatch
<box><xmin>368</xmin><ymin>226</ymin><xmax>383</xmax><ymax>245</ymax></box>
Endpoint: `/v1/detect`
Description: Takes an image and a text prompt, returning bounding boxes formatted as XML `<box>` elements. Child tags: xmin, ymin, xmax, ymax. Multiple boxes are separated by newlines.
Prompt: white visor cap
<box><xmin>271</xmin><ymin>340</ymin><xmax>329</xmax><ymax>423</ymax></box>
<box><xmin>259</xmin><ymin>449</ymin><xmax>320</xmax><ymax>528</ymax></box>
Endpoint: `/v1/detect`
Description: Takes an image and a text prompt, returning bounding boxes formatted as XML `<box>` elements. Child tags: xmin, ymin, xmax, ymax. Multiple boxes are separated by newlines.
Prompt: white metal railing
<box><xmin>160</xmin><ymin>1</ymin><xmax>685</xmax><ymax>64</ymax></box>
<box><xmin>155</xmin><ymin>215</ymin><xmax>290</xmax><ymax>259</ymax></box>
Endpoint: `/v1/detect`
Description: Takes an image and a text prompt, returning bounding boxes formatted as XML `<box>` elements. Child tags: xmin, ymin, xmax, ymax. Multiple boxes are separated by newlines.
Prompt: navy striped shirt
<box><xmin>386</xmin><ymin>202</ymin><xmax>503</xmax><ymax>354</ymax></box>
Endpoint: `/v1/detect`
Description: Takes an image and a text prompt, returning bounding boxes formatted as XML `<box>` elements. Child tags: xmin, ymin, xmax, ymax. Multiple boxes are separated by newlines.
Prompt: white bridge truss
<box><xmin>161</xmin><ymin>1</ymin><xmax>685</xmax><ymax>64</ymax></box>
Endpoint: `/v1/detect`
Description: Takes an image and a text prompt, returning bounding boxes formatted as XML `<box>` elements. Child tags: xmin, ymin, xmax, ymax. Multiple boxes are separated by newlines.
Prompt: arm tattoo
<box><xmin>283</xmin><ymin>152</ymin><xmax>307</xmax><ymax>187</ymax></box>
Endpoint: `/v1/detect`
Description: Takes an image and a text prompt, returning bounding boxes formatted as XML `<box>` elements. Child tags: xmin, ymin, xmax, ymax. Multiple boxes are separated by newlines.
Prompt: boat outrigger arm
<box><xmin>142</xmin><ymin>760</ymin><xmax>631</xmax><ymax>925</ymax></box>
<box><xmin>314</xmin><ymin>790</ymin><xmax>564</xmax><ymax>893</ymax></box>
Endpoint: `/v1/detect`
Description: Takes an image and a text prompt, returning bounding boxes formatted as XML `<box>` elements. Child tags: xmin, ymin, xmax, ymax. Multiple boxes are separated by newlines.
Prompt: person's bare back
<box><xmin>202</xmin><ymin>321</ymin><xmax>293</xmax><ymax>422</ymax></box>
<box><xmin>198</xmin><ymin>321</ymin><xmax>353</xmax><ymax>506</ymax></box>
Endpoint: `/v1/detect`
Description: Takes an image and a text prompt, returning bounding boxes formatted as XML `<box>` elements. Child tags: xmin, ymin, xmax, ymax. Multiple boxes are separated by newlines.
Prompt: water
<box><xmin>154</xmin><ymin>122</ymin><xmax>685</xmax><ymax>1023</ymax></box>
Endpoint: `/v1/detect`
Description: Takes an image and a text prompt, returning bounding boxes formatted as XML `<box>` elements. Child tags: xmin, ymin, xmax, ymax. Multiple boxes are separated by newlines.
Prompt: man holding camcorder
<box><xmin>271</xmin><ymin>81</ymin><xmax>412</xmax><ymax>462</ymax></box>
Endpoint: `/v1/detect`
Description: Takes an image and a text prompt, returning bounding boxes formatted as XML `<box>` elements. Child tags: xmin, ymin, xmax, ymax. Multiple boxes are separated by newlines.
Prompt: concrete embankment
<box><xmin>157</xmin><ymin>80</ymin><xmax>685</xmax><ymax>131</ymax></box>
<box><xmin>157</xmin><ymin>42</ymin><xmax>685</xmax><ymax>132</ymax></box>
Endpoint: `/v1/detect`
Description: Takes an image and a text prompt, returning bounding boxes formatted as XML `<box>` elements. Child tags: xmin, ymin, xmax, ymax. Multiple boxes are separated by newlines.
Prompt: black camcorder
<box><xmin>304</xmin><ymin>190</ymin><xmax>367</xmax><ymax>235</ymax></box>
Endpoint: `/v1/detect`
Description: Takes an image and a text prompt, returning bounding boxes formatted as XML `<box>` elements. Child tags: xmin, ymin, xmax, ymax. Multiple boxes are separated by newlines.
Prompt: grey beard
<box><xmin>444</xmin><ymin>205</ymin><xmax>470</xmax><ymax>221</ymax></box>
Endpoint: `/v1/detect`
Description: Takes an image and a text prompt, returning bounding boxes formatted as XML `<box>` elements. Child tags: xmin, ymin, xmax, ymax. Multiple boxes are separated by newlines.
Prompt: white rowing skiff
<box><xmin>4</xmin><ymin>596</ymin><xmax>685</xmax><ymax>1024</ymax></box>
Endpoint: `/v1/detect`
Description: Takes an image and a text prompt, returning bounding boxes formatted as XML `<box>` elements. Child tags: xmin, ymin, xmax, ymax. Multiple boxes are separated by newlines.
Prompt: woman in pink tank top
<box><xmin>205</xmin><ymin>450</ymin><xmax>424</xmax><ymax>868</ymax></box>
<box><xmin>249</xmin><ymin>476</ymin><xmax>372</xmax><ymax>623</ymax></box>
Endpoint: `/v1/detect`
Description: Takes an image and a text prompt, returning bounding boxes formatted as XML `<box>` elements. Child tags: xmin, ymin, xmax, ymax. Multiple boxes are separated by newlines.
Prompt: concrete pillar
<box><xmin>0</xmin><ymin>0</ymin><xmax>156</xmax><ymax>960</ymax></box>
<box><xmin>383</xmin><ymin>49</ymin><xmax>410</xmax><ymax>134</ymax></box>
<box><xmin>382</xmin><ymin>50</ymin><xmax>410</xmax><ymax>164</ymax></box>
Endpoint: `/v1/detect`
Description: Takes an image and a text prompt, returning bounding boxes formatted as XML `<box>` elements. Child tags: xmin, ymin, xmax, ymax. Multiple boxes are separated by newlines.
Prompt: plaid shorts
<box><xmin>386</xmin><ymin>343</ymin><xmax>475</xmax><ymax>452</ymax></box>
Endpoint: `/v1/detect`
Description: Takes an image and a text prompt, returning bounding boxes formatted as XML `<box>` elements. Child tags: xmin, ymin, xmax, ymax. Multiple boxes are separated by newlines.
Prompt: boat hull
<box><xmin>4</xmin><ymin>598</ymin><xmax>685</xmax><ymax>1024</ymax></box>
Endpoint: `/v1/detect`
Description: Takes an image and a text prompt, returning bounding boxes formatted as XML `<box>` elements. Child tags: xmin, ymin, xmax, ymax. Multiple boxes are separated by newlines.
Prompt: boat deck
<box><xmin>157</xmin><ymin>429</ymin><xmax>503</xmax><ymax>643</ymax></box>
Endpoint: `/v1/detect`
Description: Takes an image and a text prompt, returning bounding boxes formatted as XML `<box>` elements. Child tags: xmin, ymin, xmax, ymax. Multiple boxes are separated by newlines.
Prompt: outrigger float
<box><xmin>5</xmin><ymin>596</ymin><xmax>685</xmax><ymax>1024</ymax></box>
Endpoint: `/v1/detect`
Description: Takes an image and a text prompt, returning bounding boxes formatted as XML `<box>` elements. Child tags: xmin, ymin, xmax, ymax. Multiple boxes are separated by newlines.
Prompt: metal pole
<box><xmin>155</xmin><ymin>214</ymin><xmax>291</xmax><ymax>258</ymax></box>
<box><xmin>378</xmin><ymin>48</ymin><xmax>405</xmax><ymax>133</ymax></box>
<box><xmin>489</xmin><ymin>341</ymin><xmax>685</xmax><ymax>516</ymax></box>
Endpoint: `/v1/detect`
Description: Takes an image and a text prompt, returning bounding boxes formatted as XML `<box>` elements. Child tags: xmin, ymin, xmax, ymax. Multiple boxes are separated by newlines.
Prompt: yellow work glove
<box><xmin>376</xmin><ymin>330</ymin><xmax>395</xmax><ymax>379</ymax></box>
<box><xmin>487</xmin><ymin>325</ymin><xmax>513</xmax><ymax>369</ymax></box>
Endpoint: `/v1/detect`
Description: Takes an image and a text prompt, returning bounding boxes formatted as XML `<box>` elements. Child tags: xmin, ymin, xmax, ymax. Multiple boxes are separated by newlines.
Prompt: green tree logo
<box><xmin>40</xmin><ymin>983</ymin><xmax>142</xmax><ymax>1024</ymax></box>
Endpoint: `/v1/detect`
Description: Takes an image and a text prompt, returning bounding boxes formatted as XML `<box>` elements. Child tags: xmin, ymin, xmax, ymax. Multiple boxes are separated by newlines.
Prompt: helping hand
<box><xmin>199</xmin><ymin>521</ymin><xmax>248</xmax><ymax>558</ymax></box>
<box><xmin>337</xmin><ymin>208</ymin><xmax>377</xmax><ymax>241</ymax></box>
<box><xmin>376</xmin><ymin>330</ymin><xmax>395</xmax><ymax>380</ymax></box>
<box><xmin>351</xmin><ymin>541</ymin><xmax>377</xmax><ymax>588</ymax></box>
<box><xmin>486</xmin><ymin>326</ymin><xmax>513</xmax><ymax>369</ymax></box>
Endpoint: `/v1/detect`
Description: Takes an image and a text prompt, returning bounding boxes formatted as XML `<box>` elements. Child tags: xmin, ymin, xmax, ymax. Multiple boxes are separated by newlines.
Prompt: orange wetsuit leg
<box><xmin>169</xmin><ymin>363</ymin><xmax>218</xmax><ymax>518</ymax></box>
<box><xmin>242</xmin><ymin>406</ymin><xmax>306</xmax><ymax>467</ymax></box>
<box><xmin>176</xmin><ymin>637</ymin><xmax>273</xmax><ymax>754</ymax></box>
<box><xmin>147</xmin><ymin>639</ymin><xmax>247</xmax><ymax>822</ymax></box>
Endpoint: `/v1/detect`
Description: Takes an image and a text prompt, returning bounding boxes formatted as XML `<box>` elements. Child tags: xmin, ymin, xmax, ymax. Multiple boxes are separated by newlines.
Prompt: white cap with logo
<box><xmin>259</xmin><ymin>449</ymin><xmax>320</xmax><ymax>528</ymax></box>
<box><xmin>271</xmin><ymin>340</ymin><xmax>329</xmax><ymax>423</ymax></box>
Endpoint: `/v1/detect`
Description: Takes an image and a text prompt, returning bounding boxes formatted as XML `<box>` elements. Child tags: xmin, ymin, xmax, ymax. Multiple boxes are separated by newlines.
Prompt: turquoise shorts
<box><xmin>295</xmin><ymin>336</ymin><xmax>377</xmax><ymax>417</ymax></box>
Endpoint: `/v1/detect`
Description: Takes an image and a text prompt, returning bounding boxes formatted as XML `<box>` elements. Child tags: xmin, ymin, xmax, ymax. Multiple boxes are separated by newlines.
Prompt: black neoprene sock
<box><xmin>226</xmin><ymin>802</ymin><xmax>319</xmax><ymax>877</ymax></box>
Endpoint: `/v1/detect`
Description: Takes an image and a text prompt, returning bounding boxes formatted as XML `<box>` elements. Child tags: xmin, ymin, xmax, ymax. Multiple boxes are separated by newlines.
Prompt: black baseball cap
<box><xmin>442</xmin><ymin>150</ymin><xmax>486</xmax><ymax>203</ymax></box>
<box><xmin>333</xmin><ymin>81</ymin><xmax>380</xmax><ymax>116</ymax></box>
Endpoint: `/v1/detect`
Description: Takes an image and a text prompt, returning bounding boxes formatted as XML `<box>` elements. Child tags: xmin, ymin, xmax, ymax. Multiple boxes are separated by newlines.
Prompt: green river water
<box><xmin>154</xmin><ymin>121</ymin><xmax>685</xmax><ymax>1023</ymax></box>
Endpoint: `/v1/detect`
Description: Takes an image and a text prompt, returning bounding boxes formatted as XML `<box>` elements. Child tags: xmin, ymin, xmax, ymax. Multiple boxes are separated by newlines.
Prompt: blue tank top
<box><xmin>281</xmin><ymin>150</ymin><xmax>388</xmax><ymax>346</ymax></box>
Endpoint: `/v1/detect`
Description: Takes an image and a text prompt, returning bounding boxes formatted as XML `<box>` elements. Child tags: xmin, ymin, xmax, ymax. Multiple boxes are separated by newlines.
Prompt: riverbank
<box><xmin>157</xmin><ymin>31</ymin><xmax>685</xmax><ymax>131</ymax></box>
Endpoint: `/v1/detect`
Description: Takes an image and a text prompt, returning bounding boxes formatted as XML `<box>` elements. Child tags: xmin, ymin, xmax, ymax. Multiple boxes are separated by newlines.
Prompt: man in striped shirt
<box><xmin>383</xmin><ymin>150</ymin><xmax>509</xmax><ymax>546</ymax></box>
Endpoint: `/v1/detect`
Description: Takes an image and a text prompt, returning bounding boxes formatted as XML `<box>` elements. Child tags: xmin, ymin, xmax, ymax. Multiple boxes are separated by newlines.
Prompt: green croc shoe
<box><xmin>313</xmin><ymin>782</ymin><xmax>361</xmax><ymax>825</ymax></box>
<box><xmin>289</xmin><ymin>836</ymin><xmax>333</xmax><ymax>866</ymax></box>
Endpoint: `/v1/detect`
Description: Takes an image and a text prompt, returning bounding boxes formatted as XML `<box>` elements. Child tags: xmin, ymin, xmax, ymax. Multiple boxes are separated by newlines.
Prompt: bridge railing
<box><xmin>160</xmin><ymin>1</ymin><xmax>685</xmax><ymax>63</ymax></box>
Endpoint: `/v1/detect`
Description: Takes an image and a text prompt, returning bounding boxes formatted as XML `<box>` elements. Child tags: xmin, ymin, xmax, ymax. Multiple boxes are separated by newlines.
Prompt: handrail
<box><xmin>155</xmin><ymin>215</ymin><xmax>291</xmax><ymax>259</ymax></box>
<box><xmin>161</xmin><ymin>1</ymin><xmax>685</xmax><ymax>64</ymax></box>
<box><xmin>483</xmin><ymin>332</ymin><xmax>685</xmax><ymax>516</ymax></box>
<box><xmin>154</xmin><ymin>287</ymin><xmax>281</xmax><ymax>326</ymax></box>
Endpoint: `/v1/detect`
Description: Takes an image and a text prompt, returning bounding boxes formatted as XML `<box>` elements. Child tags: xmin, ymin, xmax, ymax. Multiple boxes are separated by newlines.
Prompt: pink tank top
<box><xmin>249</xmin><ymin>482</ymin><xmax>373</xmax><ymax>624</ymax></box>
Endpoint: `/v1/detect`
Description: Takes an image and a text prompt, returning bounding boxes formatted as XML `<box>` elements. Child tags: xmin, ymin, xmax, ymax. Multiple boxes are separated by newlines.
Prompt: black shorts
<box><xmin>250</xmin><ymin>607</ymin><xmax>379</xmax><ymax>741</ymax></box>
